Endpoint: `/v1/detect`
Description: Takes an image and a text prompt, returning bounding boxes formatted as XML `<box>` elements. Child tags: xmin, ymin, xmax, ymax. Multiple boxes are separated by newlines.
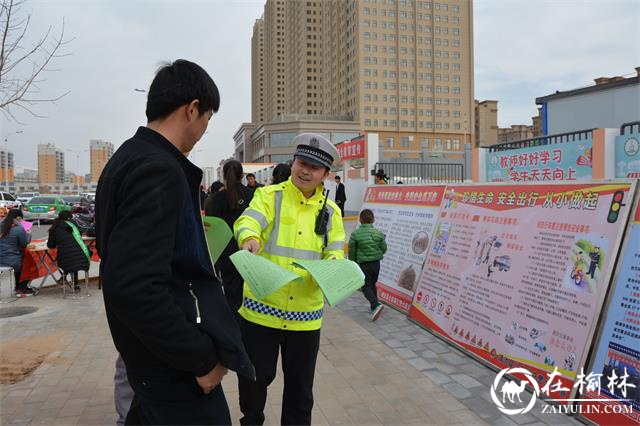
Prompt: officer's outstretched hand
<box><xmin>242</xmin><ymin>238</ymin><xmax>260</xmax><ymax>254</ymax></box>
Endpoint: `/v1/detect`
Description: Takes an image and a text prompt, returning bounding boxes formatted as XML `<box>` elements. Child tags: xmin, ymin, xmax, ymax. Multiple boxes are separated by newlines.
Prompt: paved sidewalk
<box><xmin>0</xmin><ymin>283</ymin><xmax>579</xmax><ymax>425</ymax></box>
<box><xmin>337</xmin><ymin>297</ymin><xmax>580</xmax><ymax>426</ymax></box>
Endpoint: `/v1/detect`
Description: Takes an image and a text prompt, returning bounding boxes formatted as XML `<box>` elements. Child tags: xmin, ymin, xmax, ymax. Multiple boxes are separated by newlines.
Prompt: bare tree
<box><xmin>0</xmin><ymin>0</ymin><xmax>71</xmax><ymax>121</ymax></box>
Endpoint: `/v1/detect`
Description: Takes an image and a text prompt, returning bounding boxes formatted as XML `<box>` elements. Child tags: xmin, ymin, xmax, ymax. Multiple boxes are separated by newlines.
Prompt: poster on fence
<box><xmin>614</xmin><ymin>132</ymin><xmax>640</xmax><ymax>178</ymax></box>
<box><xmin>407</xmin><ymin>181</ymin><xmax>636</xmax><ymax>402</ymax></box>
<box><xmin>360</xmin><ymin>185</ymin><xmax>445</xmax><ymax>312</ymax></box>
<box><xmin>579</xmin><ymin>193</ymin><xmax>640</xmax><ymax>425</ymax></box>
<box><xmin>486</xmin><ymin>139</ymin><xmax>593</xmax><ymax>182</ymax></box>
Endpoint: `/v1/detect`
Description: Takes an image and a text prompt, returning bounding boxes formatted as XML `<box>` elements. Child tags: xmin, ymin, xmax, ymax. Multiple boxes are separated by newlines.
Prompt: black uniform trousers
<box><xmin>238</xmin><ymin>318</ymin><xmax>321</xmax><ymax>426</ymax></box>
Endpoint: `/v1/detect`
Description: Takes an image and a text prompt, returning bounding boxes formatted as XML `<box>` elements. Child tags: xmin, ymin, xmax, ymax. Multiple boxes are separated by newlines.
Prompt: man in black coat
<box><xmin>96</xmin><ymin>60</ymin><xmax>254</xmax><ymax>425</ymax></box>
<box><xmin>334</xmin><ymin>175</ymin><xmax>347</xmax><ymax>217</ymax></box>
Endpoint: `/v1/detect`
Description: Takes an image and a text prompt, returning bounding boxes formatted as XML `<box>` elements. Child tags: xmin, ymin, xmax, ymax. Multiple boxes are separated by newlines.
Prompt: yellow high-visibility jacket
<box><xmin>233</xmin><ymin>178</ymin><xmax>345</xmax><ymax>331</ymax></box>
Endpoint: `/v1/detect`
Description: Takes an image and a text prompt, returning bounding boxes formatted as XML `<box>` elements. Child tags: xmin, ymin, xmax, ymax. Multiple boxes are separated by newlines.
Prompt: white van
<box><xmin>17</xmin><ymin>192</ymin><xmax>40</xmax><ymax>204</ymax></box>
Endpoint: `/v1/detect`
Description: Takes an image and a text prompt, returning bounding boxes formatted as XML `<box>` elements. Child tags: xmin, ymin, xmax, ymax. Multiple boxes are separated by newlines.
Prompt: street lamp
<box><xmin>66</xmin><ymin>148</ymin><xmax>88</xmax><ymax>194</ymax></box>
<box><xmin>2</xmin><ymin>131</ymin><xmax>24</xmax><ymax>192</ymax></box>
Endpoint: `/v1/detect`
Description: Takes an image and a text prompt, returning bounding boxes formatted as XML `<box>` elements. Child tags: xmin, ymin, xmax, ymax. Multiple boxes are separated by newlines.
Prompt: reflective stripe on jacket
<box><xmin>233</xmin><ymin>177</ymin><xmax>345</xmax><ymax>330</ymax></box>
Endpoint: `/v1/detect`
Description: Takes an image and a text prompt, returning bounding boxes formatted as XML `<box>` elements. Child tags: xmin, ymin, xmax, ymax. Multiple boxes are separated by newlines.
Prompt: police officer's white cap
<box><xmin>293</xmin><ymin>133</ymin><xmax>340</xmax><ymax>169</ymax></box>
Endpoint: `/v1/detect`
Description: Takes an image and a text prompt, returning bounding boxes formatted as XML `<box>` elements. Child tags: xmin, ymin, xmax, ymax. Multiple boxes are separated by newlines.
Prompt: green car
<box><xmin>23</xmin><ymin>195</ymin><xmax>71</xmax><ymax>222</ymax></box>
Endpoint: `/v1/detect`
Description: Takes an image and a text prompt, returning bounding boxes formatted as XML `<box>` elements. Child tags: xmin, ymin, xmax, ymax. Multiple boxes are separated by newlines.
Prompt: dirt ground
<box><xmin>0</xmin><ymin>332</ymin><xmax>67</xmax><ymax>385</ymax></box>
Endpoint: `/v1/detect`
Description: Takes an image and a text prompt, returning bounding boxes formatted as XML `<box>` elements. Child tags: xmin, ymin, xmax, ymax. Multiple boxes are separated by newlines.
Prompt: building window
<box><xmin>386</xmin><ymin>137</ymin><xmax>394</xmax><ymax>147</ymax></box>
<box><xmin>401</xmin><ymin>137</ymin><xmax>410</xmax><ymax>147</ymax></box>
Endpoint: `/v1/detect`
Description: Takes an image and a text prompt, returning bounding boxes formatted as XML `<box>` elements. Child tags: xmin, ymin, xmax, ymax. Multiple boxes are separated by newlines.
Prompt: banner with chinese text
<box><xmin>407</xmin><ymin>181</ymin><xmax>636</xmax><ymax>402</ymax></box>
<box><xmin>337</xmin><ymin>136</ymin><xmax>365</xmax><ymax>161</ymax></box>
<box><xmin>360</xmin><ymin>185</ymin><xmax>445</xmax><ymax>312</ymax></box>
<box><xmin>579</xmin><ymin>192</ymin><xmax>640</xmax><ymax>425</ymax></box>
<box><xmin>487</xmin><ymin>139</ymin><xmax>593</xmax><ymax>182</ymax></box>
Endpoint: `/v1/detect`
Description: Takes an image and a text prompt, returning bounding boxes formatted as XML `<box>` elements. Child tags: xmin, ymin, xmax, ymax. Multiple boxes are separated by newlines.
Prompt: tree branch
<box><xmin>0</xmin><ymin>0</ymin><xmax>70</xmax><ymax>119</ymax></box>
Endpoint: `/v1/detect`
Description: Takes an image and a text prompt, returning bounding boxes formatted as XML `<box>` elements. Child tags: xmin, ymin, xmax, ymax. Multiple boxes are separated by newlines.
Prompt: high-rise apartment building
<box><xmin>0</xmin><ymin>148</ymin><xmax>14</xmax><ymax>191</ymax></box>
<box><xmin>251</xmin><ymin>19</ymin><xmax>266</xmax><ymax>124</ymax></box>
<box><xmin>38</xmin><ymin>144</ymin><xmax>65</xmax><ymax>184</ymax></box>
<box><xmin>263</xmin><ymin>0</ymin><xmax>287</xmax><ymax>122</ymax></box>
<box><xmin>252</xmin><ymin>0</ymin><xmax>475</xmax><ymax>159</ymax></box>
<box><xmin>90</xmin><ymin>139</ymin><xmax>114</xmax><ymax>183</ymax></box>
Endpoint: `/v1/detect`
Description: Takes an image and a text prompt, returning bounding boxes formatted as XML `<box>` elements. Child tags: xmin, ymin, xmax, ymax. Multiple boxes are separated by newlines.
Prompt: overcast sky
<box><xmin>1</xmin><ymin>0</ymin><xmax>638</xmax><ymax>175</ymax></box>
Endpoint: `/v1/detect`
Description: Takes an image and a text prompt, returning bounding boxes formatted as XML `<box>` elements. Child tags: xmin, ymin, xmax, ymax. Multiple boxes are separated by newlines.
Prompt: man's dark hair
<box><xmin>246</xmin><ymin>173</ymin><xmax>256</xmax><ymax>179</ymax></box>
<box><xmin>146</xmin><ymin>59</ymin><xmax>220</xmax><ymax>122</ymax></box>
<box><xmin>335</xmin><ymin>176</ymin><xmax>341</xmax><ymax>181</ymax></box>
<box><xmin>359</xmin><ymin>209</ymin><xmax>374</xmax><ymax>224</ymax></box>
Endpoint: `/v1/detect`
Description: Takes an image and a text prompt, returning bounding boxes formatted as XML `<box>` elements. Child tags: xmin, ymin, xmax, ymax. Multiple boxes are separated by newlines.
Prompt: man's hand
<box><xmin>242</xmin><ymin>238</ymin><xmax>260</xmax><ymax>254</ymax></box>
<box><xmin>196</xmin><ymin>363</ymin><xmax>228</xmax><ymax>394</ymax></box>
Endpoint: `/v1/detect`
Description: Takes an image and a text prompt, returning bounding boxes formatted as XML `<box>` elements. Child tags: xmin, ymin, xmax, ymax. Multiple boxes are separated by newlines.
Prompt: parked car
<box><xmin>61</xmin><ymin>196</ymin><xmax>92</xmax><ymax>213</ymax></box>
<box><xmin>81</xmin><ymin>192</ymin><xmax>96</xmax><ymax>203</ymax></box>
<box><xmin>0</xmin><ymin>191</ymin><xmax>22</xmax><ymax>210</ymax></box>
<box><xmin>23</xmin><ymin>195</ymin><xmax>71</xmax><ymax>222</ymax></box>
<box><xmin>16</xmin><ymin>192</ymin><xmax>40</xmax><ymax>204</ymax></box>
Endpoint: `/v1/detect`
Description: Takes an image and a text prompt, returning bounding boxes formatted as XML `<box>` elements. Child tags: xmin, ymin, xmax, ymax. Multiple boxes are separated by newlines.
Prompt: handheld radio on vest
<box><xmin>314</xmin><ymin>189</ymin><xmax>330</xmax><ymax>244</ymax></box>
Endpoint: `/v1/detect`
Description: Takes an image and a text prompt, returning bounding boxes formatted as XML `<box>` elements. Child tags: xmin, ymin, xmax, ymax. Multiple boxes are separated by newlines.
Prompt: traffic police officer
<box><xmin>234</xmin><ymin>133</ymin><xmax>345</xmax><ymax>425</ymax></box>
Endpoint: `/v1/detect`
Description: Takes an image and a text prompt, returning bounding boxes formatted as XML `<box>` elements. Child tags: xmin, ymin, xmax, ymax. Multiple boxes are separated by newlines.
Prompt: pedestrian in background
<box><xmin>348</xmin><ymin>209</ymin><xmax>387</xmax><ymax>321</ymax></box>
<box><xmin>47</xmin><ymin>210</ymin><xmax>90</xmax><ymax>290</ymax></box>
<box><xmin>205</xmin><ymin>159</ymin><xmax>253</xmax><ymax>315</ymax></box>
<box><xmin>0</xmin><ymin>209</ymin><xmax>32</xmax><ymax>296</ymax></box>
<box><xmin>334</xmin><ymin>175</ymin><xmax>347</xmax><ymax>216</ymax></box>
<box><xmin>246</xmin><ymin>173</ymin><xmax>263</xmax><ymax>192</ymax></box>
<box><xmin>203</xmin><ymin>180</ymin><xmax>225</xmax><ymax>213</ymax></box>
<box><xmin>271</xmin><ymin>163</ymin><xmax>291</xmax><ymax>185</ymax></box>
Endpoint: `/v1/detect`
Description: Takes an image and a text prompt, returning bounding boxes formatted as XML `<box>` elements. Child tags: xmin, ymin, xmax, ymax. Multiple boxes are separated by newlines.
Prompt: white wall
<box><xmin>344</xmin><ymin>178</ymin><xmax>368</xmax><ymax>214</ymax></box>
<box><xmin>547</xmin><ymin>83</ymin><xmax>640</xmax><ymax>135</ymax></box>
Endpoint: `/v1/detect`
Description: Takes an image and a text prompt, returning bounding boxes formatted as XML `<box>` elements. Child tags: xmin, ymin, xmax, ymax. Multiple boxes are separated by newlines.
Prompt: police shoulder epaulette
<box><xmin>262</xmin><ymin>184</ymin><xmax>286</xmax><ymax>194</ymax></box>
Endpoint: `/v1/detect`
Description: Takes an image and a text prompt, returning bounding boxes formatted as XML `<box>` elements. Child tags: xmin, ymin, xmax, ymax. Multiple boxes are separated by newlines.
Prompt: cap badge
<box><xmin>310</xmin><ymin>137</ymin><xmax>319</xmax><ymax>148</ymax></box>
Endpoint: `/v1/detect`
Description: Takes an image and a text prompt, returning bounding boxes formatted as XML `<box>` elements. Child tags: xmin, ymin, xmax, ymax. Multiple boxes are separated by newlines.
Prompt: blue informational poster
<box><xmin>486</xmin><ymin>139</ymin><xmax>593</xmax><ymax>182</ymax></box>
<box><xmin>581</xmin><ymin>194</ymin><xmax>640</xmax><ymax>425</ymax></box>
<box><xmin>615</xmin><ymin>133</ymin><xmax>640</xmax><ymax>178</ymax></box>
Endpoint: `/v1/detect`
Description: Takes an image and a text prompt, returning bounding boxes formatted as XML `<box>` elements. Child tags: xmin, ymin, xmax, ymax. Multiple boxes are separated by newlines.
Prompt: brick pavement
<box><xmin>1</xmin><ymin>281</ymin><xmax>580</xmax><ymax>425</ymax></box>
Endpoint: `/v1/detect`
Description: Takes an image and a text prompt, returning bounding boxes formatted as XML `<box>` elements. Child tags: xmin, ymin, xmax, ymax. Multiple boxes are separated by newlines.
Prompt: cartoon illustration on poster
<box><xmin>360</xmin><ymin>185</ymin><xmax>445</xmax><ymax>312</ymax></box>
<box><xmin>563</xmin><ymin>236</ymin><xmax>607</xmax><ymax>294</ymax></box>
<box><xmin>408</xmin><ymin>182</ymin><xmax>636</xmax><ymax>403</ymax></box>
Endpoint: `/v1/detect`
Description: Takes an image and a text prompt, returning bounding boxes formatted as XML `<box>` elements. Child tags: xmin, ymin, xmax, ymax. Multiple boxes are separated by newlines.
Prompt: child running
<box><xmin>348</xmin><ymin>209</ymin><xmax>387</xmax><ymax>321</ymax></box>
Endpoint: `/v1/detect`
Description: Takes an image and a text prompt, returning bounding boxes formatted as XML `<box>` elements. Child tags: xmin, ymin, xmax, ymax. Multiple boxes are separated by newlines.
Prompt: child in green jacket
<box><xmin>348</xmin><ymin>209</ymin><xmax>387</xmax><ymax>321</ymax></box>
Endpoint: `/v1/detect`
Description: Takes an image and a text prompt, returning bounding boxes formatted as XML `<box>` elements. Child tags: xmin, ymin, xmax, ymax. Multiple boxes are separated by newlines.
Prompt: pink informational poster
<box><xmin>408</xmin><ymin>181</ymin><xmax>636</xmax><ymax>402</ymax></box>
<box><xmin>360</xmin><ymin>185</ymin><xmax>445</xmax><ymax>312</ymax></box>
<box><xmin>20</xmin><ymin>220</ymin><xmax>33</xmax><ymax>232</ymax></box>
